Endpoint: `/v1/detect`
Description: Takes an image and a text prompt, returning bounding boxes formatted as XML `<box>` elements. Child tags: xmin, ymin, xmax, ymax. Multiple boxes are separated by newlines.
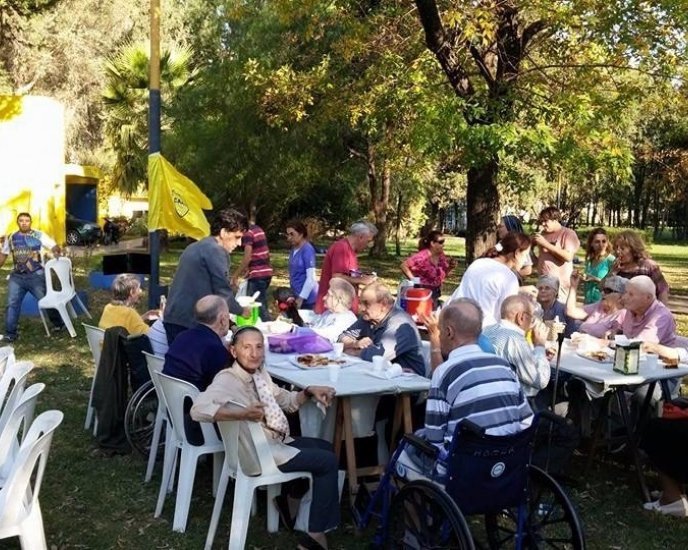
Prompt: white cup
<box><xmin>333</xmin><ymin>342</ymin><xmax>344</xmax><ymax>358</ymax></box>
<box><xmin>327</xmin><ymin>364</ymin><xmax>340</xmax><ymax>383</ymax></box>
<box><xmin>645</xmin><ymin>353</ymin><xmax>658</xmax><ymax>369</ymax></box>
<box><xmin>372</xmin><ymin>355</ymin><xmax>385</xmax><ymax>372</ymax></box>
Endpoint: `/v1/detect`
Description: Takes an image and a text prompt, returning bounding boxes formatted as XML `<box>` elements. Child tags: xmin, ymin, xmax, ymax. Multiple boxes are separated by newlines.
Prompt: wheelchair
<box><xmin>124</xmin><ymin>379</ymin><xmax>161</xmax><ymax>456</ymax></box>
<box><xmin>352</xmin><ymin>414</ymin><xmax>585</xmax><ymax>549</ymax></box>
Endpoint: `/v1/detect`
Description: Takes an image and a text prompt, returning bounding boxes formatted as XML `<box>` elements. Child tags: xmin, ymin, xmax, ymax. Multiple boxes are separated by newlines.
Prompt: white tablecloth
<box><xmin>265</xmin><ymin>350</ymin><xmax>430</xmax><ymax>440</ymax></box>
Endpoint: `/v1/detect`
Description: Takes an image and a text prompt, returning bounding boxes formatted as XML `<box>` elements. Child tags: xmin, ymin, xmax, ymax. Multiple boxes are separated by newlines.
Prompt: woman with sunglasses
<box><xmin>286</xmin><ymin>220</ymin><xmax>318</xmax><ymax>309</ymax></box>
<box><xmin>400</xmin><ymin>230</ymin><xmax>456</xmax><ymax>304</ymax></box>
<box><xmin>566</xmin><ymin>272</ymin><xmax>627</xmax><ymax>338</ymax></box>
<box><xmin>583</xmin><ymin>228</ymin><xmax>615</xmax><ymax>304</ymax></box>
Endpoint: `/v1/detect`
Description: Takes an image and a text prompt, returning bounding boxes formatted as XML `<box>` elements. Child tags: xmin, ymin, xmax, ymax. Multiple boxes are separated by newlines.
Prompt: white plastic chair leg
<box><xmin>204</xmin><ymin>464</ymin><xmax>231</xmax><ymax>550</ymax></box>
<box><xmin>84</xmin><ymin>401</ymin><xmax>94</xmax><ymax>431</ymax></box>
<box><xmin>66</xmin><ymin>301</ymin><xmax>77</xmax><ymax>319</ymax></box>
<box><xmin>266</xmin><ymin>483</ymin><xmax>280</xmax><ymax>533</ymax></box>
<box><xmin>155</xmin><ymin>443</ymin><xmax>177</xmax><ymax>518</ymax></box>
<box><xmin>228</xmin><ymin>478</ymin><xmax>254</xmax><ymax>550</ymax></box>
<box><xmin>171</xmin><ymin>449</ymin><xmax>199</xmax><ymax>532</ymax></box>
<box><xmin>56</xmin><ymin>304</ymin><xmax>77</xmax><ymax>337</ymax></box>
<box><xmin>92</xmin><ymin>416</ymin><xmax>98</xmax><ymax>437</ymax></box>
<box><xmin>212</xmin><ymin>453</ymin><xmax>223</xmax><ymax>496</ymax></box>
<box><xmin>376</xmin><ymin>419</ymin><xmax>390</xmax><ymax>464</ymax></box>
<box><xmin>38</xmin><ymin>309</ymin><xmax>50</xmax><ymax>337</ymax></box>
<box><xmin>145</xmin><ymin>408</ymin><xmax>165</xmax><ymax>483</ymax></box>
<box><xmin>18</xmin><ymin>504</ymin><xmax>47</xmax><ymax>550</ymax></box>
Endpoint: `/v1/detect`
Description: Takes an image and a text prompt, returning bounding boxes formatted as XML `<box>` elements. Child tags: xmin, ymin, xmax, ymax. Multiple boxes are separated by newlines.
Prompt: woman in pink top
<box><xmin>400</xmin><ymin>230</ymin><xmax>456</xmax><ymax>303</ymax></box>
<box><xmin>566</xmin><ymin>272</ymin><xmax>627</xmax><ymax>338</ymax></box>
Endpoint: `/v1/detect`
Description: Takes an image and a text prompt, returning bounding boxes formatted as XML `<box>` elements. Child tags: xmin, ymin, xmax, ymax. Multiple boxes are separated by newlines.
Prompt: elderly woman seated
<box><xmin>308</xmin><ymin>278</ymin><xmax>358</xmax><ymax>342</ymax></box>
<box><xmin>536</xmin><ymin>275</ymin><xmax>575</xmax><ymax>337</ymax></box>
<box><xmin>98</xmin><ymin>273</ymin><xmax>159</xmax><ymax>335</ymax></box>
<box><xmin>565</xmin><ymin>273</ymin><xmax>627</xmax><ymax>338</ymax></box>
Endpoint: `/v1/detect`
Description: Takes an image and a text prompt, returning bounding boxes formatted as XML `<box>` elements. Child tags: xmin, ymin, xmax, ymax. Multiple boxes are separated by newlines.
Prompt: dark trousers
<box><xmin>278</xmin><ymin>437</ymin><xmax>339</xmax><ymax>533</ymax></box>
<box><xmin>247</xmin><ymin>276</ymin><xmax>272</xmax><ymax>321</ymax></box>
<box><xmin>163</xmin><ymin>321</ymin><xmax>188</xmax><ymax>346</ymax></box>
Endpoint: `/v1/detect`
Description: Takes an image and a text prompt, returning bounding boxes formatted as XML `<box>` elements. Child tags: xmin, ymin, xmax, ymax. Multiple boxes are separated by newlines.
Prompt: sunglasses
<box><xmin>434</xmin><ymin>239</ymin><xmax>445</xmax><ymax>245</ymax></box>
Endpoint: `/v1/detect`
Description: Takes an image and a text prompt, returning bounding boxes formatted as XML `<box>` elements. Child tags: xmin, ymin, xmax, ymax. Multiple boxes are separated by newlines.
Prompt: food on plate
<box><xmin>586</xmin><ymin>350</ymin><xmax>609</xmax><ymax>362</ymax></box>
<box><xmin>663</xmin><ymin>357</ymin><xmax>679</xmax><ymax>369</ymax></box>
<box><xmin>296</xmin><ymin>354</ymin><xmax>346</xmax><ymax>367</ymax></box>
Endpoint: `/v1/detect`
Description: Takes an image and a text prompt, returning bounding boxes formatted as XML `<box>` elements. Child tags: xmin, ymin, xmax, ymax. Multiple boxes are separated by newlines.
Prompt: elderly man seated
<box><xmin>620</xmin><ymin>275</ymin><xmax>676</xmax><ymax>345</ymax></box>
<box><xmin>398</xmin><ymin>298</ymin><xmax>533</xmax><ymax>481</ymax></box>
<box><xmin>339</xmin><ymin>282</ymin><xmax>425</xmax><ymax>376</ymax></box>
<box><xmin>191</xmin><ymin>326</ymin><xmax>338</xmax><ymax>550</ymax></box>
<box><xmin>308</xmin><ymin>278</ymin><xmax>357</xmax><ymax>342</ymax></box>
<box><xmin>483</xmin><ymin>294</ymin><xmax>551</xmax><ymax>410</ymax></box>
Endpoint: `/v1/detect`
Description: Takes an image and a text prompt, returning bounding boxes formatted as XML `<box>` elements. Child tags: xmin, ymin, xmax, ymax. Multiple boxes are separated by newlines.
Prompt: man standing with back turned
<box><xmin>0</xmin><ymin>212</ymin><xmax>63</xmax><ymax>343</ymax></box>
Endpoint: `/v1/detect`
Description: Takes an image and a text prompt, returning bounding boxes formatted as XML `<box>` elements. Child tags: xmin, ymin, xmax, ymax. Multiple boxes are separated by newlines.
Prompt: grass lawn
<box><xmin>1</xmin><ymin>237</ymin><xmax>687</xmax><ymax>549</ymax></box>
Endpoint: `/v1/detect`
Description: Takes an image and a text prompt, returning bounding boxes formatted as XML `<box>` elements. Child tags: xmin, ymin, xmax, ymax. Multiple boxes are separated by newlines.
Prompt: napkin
<box><xmin>369</xmin><ymin>364</ymin><xmax>404</xmax><ymax>379</ymax></box>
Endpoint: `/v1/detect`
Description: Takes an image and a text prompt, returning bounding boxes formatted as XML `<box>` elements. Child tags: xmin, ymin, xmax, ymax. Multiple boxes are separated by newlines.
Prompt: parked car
<box><xmin>66</xmin><ymin>213</ymin><xmax>102</xmax><ymax>245</ymax></box>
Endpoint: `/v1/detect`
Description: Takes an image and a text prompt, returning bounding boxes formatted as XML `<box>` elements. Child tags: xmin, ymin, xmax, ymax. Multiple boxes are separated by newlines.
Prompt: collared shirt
<box><xmin>340</xmin><ymin>306</ymin><xmax>425</xmax><ymax>376</ymax></box>
<box><xmin>190</xmin><ymin>362</ymin><xmax>302</xmax><ymax>475</ymax></box>
<box><xmin>483</xmin><ymin>320</ymin><xmax>550</xmax><ymax>397</ymax></box>
<box><xmin>2</xmin><ymin>229</ymin><xmax>56</xmax><ymax>274</ymax></box>
<box><xmin>621</xmin><ymin>299</ymin><xmax>676</xmax><ymax>345</ymax></box>
<box><xmin>424</xmin><ymin>344</ymin><xmax>533</xmax><ymax>445</ymax></box>
<box><xmin>162</xmin><ymin>324</ymin><xmax>230</xmax><ymax>391</ymax></box>
<box><xmin>579</xmin><ymin>303</ymin><xmax>625</xmax><ymax>338</ymax></box>
<box><xmin>243</xmin><ymin>224</ymin><xmax>273</xmax><ymax>279</ymax></box>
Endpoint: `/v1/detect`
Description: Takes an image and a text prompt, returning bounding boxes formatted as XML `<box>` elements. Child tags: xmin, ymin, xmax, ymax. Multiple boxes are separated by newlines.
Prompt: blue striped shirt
<box><xmin>424</xmin><ymin>344</ymin><xmax>533</xmax><ymax>445</ymax></box>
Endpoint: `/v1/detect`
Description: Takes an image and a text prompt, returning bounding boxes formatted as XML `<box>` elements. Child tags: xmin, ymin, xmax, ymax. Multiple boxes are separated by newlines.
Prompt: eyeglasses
<box><xmin>434</xmin><ymin>239</ymin><xmax>445</xmax><ymax>245</ymax></box>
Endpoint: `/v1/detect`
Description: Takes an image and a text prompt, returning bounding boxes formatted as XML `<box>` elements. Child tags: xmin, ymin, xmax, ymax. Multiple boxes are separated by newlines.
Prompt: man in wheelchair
<box><xmin>396</xmin><ymin>298</ymin><xmax>534</xmax><ymax>483</ymax></box>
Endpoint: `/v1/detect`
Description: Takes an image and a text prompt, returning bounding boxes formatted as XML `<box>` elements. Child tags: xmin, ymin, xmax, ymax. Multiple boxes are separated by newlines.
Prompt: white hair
<box><xmin>628</xmin><ymin>275</ymin><xmax>656</xmax><ymax>297</ymax></box>
<box><xmin>349</xmin><ymin>220</ymin><xmax>378</xmax><ymax>237</ymax></box>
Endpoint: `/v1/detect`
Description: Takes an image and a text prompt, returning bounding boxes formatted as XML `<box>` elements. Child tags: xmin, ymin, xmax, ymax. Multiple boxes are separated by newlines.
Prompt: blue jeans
<box><xmin>5</xmin><ymin>271</ymin><xmax>62</xmax><ymax>339</ymax></box>
<box><xmin>247</xmin><ymin>276</ymin><xmax>272</xmax><ymax>322</ymax></box>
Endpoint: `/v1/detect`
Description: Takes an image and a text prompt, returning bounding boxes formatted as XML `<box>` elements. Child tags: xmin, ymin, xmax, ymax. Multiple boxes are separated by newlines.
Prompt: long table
<box><xmin>556</xmin><ymin>343</ymin><xmax>688</xmax><ymax>501</ymax></box>
<box><xmin>265</xmin><ymin>350</ymin><xmax>430</xmax><ymax>495</ymax></box>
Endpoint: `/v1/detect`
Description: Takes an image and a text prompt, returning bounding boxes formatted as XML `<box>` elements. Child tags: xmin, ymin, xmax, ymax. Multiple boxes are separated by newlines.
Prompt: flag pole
<box><xmin>148</xmin><ymin>0</ymin><xmax>161</xmax><ymax>309</ymax></box>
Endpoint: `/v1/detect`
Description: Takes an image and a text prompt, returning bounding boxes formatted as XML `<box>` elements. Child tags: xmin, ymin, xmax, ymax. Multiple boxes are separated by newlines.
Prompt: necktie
<box><xmin>252</xmin><ymin>371</ymin><xmax>290</xmax><ymax>438</ymax></box>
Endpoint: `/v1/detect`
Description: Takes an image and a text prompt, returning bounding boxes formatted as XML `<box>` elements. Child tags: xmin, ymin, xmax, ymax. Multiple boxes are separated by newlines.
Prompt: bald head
<box><xmin>440</xmin><ymin>298</ymin><xmax>483</xmax><ymax>353</ymax></box>
<box><xmin>194</xmin><ymin>295</ymin><xmax>229</xmax><ymax>325</ymax></box>
<box><xmin>622</xmin><ymin>275</ymin><xmax>656</xmax><ymax>316</ymax></box>
<box><xmin>628</xmin><ymin>275</ymin><xmax>656</xmax><ymax>297</ymax></box>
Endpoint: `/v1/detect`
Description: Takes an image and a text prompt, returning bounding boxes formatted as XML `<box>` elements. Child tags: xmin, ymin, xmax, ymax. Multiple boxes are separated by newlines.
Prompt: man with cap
<box><xmin>531</xmin><ymin>206</ymin><xmax>580</xmax><ymax>301</ymax></box>
<box><xmin>566</xmin><ymin>273</ymin><xmax>627</xmax><ymax>338</ymax></box>
<box><xmin>620</xmin><ymin>275</ymin><xmax>676</xmax><ymax>345</ymax></box>
<box><xmin>536</xmin><ymin>274</ymin><xmax>575</xmax><ymax>337</ymax></box>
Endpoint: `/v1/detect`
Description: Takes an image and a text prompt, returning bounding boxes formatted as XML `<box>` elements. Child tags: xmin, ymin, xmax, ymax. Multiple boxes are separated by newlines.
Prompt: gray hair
<box><xmin>329</xmin><ymin>278</ymin><xmax>356</xmax><ymax>308</ymax></box>
<box><xmin>500</xmin><ymin>294</ymin><xmax>531</xmax><ymax>320</ymax></box>
<box><xmin>111</xmin><ymin>274</ymin><xmax>141</xmax><ymax>302</ymax></box>
<box><xmin>363</xmin><ymin>281</ymin><xmax>395</xmax><ymax>307</ymax></box>
<box><xmin>441</xmin><ymin>298</ymin><xmax>483</xmax><ymax>339</ymax></box>
<box><xmin>194</xmin><ymin>295</ymin><xmax>228</xmax><ymax>325</ymax></box>
<box><xmin>628</xmin><ymin>275</ymin><xmax>656</xmax><ymax>298</ymax></box>
<box><xmin>349</xmin><ymin>220</ymin><xmax>378</xmax><ymax>237</ymax></box>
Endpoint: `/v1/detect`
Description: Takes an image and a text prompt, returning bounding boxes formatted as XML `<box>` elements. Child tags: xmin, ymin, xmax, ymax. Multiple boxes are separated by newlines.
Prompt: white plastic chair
<box><xmin>205</xmin><ymin>420</ymin><xmax>313</xmax><ymax>550</ymax></box>
<box><xmin>0</xmin><ymin>383</ymin><xmax>45</xmax><ymax>485</ymax></box>
<box><xmin>154</xmin><ymin>372</ymin><xmax>224</xmax><ymax>533</ymax></box>
<box><xmin>0</xmin><ymin>361</ymin><xmax>33</xmax><ymax>436</ymax></box>
<box><xmin>142</xmin><ymin>351</ymin><xmax>167</xmax><ymax>483</ymax></box>
<box><xmin>82</xmin><ymin>324</ymin><xmax>105</xmax><ymax>433</ymax></box>
<box><xmin>38</xmin><ymin>257</ymin><xmax>91</xmax><ymax>338</ymax></box>
<box><xmin>0</xmin><ymin>410</ymin><xmax>63</xmax><ymax>550</ymax></box>
<box><xmin>0</xmin><ymin>347</ymin><xmax>15</xmax><ymax>379</ymax></box>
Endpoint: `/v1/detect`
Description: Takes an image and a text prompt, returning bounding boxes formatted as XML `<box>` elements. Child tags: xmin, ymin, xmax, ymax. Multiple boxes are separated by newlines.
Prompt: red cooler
<box><xmin>404</xmin><ymin>287</ymin><xmax>433</xmax><ymax>318</ymax></box>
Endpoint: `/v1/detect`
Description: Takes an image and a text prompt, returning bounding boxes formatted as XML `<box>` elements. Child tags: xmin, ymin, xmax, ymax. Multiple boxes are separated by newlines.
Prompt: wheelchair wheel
<box><xmin>124</xmin><ymin>381</ymin><xmax>161</xmax><ymax>456</ymax></box>
<box><xmin>385</xmin><ymin>480</ymin><xmax>475</xmax><ymax>550</ymax></box>
<box><xmin>484</xmin><ymin>465</ymin><xmax>585</xmax><ymax>549</ymax></box>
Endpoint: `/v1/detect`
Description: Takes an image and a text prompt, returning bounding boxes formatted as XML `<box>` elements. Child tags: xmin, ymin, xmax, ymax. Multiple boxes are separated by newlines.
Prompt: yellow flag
<box><xmin>148</xmin><ymin>153</ymin><xmax>213</xmax><ymax>240</ymax></box>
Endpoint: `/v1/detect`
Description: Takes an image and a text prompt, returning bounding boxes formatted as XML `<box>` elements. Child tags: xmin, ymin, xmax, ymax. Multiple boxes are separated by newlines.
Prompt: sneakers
<box><xmin>643</xmin><ymin>496</ymin><xmax>688</xmax><ymax>517</ymax></box>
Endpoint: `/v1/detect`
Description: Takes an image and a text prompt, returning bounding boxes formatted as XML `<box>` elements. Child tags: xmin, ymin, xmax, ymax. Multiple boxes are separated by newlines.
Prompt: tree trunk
<box><xmin>465</xmin><ymin>158</ymin><xmax>499</xmax><ymax>262</ymax></box>
<box><xmin>395</xmin><ymin>191</ymin><xmax>403</xmax><ymax>256</ymax></box>
<box><xmin>369</xmin><ymin>155</ymin><xmax>390</xmax><ymax>257</ymax></box>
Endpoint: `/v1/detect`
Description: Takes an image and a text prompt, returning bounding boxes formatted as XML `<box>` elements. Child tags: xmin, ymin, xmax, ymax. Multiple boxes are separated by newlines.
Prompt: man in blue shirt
<box><xmin>163</xmin><ymin>295</ymin><xmax>232</xmax><ymax>445</ymax></box>
<box><xmin>0</xmin><ymin>212</ymin><xmax>63</xmax><ymax>342</ymax></box>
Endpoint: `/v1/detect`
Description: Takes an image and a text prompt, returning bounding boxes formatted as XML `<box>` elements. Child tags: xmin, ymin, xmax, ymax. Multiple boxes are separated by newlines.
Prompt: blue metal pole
<box><xmin>148</xmin><ymin>0</ymin><xmax>161</xmax><ymax>309</ymax></box>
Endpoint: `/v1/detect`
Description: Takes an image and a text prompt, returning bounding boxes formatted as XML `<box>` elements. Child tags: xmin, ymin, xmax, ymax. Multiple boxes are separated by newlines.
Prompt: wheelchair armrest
<box><xmin>458</xmin><ymin>419</ymin><xmax>485</xmax><ymax>436</ymax></box>
<box><xmin>536</xmin><ymin>410</ymin><xmax>570</xmax><ymax>427</ymax></box>
<box><xmin>402</xmin><ymin>434</ymin><xmax>439</xmax><ymax>459</ymax></box>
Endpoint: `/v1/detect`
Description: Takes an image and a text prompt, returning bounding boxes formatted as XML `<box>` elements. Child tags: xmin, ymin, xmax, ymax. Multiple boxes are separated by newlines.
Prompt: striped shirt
<box><xmin>424</xmin><ymin>344</ymin><xmax>533</xmax><ymax>446</ymax></box>
<box><xmin>243</xmin><ymin>224</ymin><xmax>273</xmax><ymax>279</ymax></box>
<box><xmin>482</xmin><ymin>321</ymin><xmax>550</xmax><ymax>397</ymax></box>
